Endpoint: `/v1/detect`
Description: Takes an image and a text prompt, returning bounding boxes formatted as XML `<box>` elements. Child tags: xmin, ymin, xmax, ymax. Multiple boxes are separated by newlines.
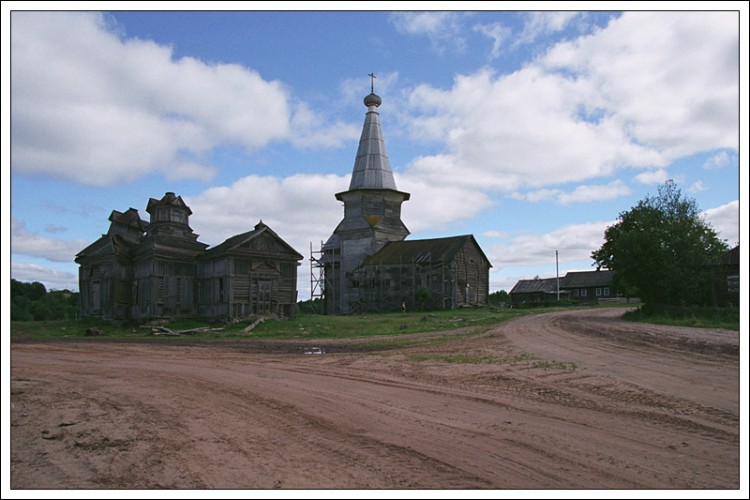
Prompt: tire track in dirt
<box><xmin>11</xmin><ymin>308</ymin><xmax>740</xmax><ymax>489</ymax></box>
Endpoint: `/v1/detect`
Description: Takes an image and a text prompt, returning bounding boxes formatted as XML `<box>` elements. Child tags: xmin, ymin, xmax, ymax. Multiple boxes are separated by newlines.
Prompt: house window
<box><xmin>573</xmin><ymin>289</ymin><xmax>579</xmax><ymax>297</ymax></box>
<box><xmin>603</xmin><ymin>287</ymin><xmax>610</xmax><ymax>296</ymax></box>
<box><xmin>596</xmin><ymin>288</ymin><xmax>602</xmax><ymax>297</ymax></box>
<box><xmin>580</xmin><ymin>289</ymin><xmax>587</xmax><ymax>297</ymax></box>
<box><xmin>727</xmin><ymin>275</ymin><xmax>739</xmax><ymax>293</ymax></box>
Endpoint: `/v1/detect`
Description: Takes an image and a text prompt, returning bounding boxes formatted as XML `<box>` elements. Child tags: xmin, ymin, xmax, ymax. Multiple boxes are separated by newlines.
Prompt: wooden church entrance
<box><xmin>253</xmin><ymin>279</ymin><xmax>273</xmax><ymax>315</ymax></box>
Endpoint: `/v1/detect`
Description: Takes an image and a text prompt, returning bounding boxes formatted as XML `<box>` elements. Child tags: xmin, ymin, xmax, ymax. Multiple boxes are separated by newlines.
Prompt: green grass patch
<box><xmin>407</xmin><ymin>351</ymin><xmax>577</xmax><ymax>371</ymax></box>
<box><xmin>10</xmin><ymin>308</ymin><xmax>534</xmax><ymax>343</ymax></box>
<box><xmin>623</xmin><ymin>304</ymin><xmax>739</xmax><ymax>330</ymax></box>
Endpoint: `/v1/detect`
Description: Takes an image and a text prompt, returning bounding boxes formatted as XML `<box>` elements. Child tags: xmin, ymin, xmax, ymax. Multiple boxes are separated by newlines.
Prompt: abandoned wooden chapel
<box><xmin>315</xmin><ymin>80</ymin><xmax>492</xmax><ymax>314</ymax></box>
<box><xmin>76</xmin><ymin>192</ymin><xmax>303</xmax><ymax>321</ymax></box>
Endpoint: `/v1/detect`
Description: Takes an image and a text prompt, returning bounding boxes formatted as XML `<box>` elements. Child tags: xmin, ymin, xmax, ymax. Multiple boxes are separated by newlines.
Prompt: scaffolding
<box><xmin>309</xmin><ymin>242</ymin><xmax>325</xmax><ymax>313</ymax></box>
<box><xmin>310</xmin><ymin>241</ymin><xmax>343</xmax><ymax>314</ymax></box>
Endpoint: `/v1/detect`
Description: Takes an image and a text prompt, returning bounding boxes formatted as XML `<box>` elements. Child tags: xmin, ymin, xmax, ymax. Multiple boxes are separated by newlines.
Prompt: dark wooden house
<box><xmin>198</xmin><ymin>221</ymin><xmax>303</xmax><ymax>319</ymax></box>
<box><xmin>561</xmin><ymin>270</ymin><xmax>616</xmax><ymax>303</ymax></box>
<box><xmin>509</xmin><ymin>277</ymin><xmax>567</xmax><ymax>304</ymax></box>
<box><xmin>129</xmin><ymin>193</ymin><xmax>208</xmax><ymax>320</ymax></box>
<box><xmin>350</xmin><ymin>235</ymin><xmax>492</xmax><ymax>312</ymax></box>
<box><xmin>76</xmin><ymin>193</ymin><xmax>302</xmax><ymax>321</ymax></box>
<box><xmin>711</xmin><ymin>245</ymin><xmax>739</xmax><ymax>307</ymax></box>
<box><xmin>510</xmin><ymin>270</ymin><xmax>618</xmax><ymax>305</ymax></box>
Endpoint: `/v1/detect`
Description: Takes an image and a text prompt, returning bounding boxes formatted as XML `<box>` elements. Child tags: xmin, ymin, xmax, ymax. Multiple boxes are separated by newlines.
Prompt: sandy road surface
<box><xmin>9</xmin><ymin>308</ymin><xmax>740</xmax><ymax>490</ymax></box>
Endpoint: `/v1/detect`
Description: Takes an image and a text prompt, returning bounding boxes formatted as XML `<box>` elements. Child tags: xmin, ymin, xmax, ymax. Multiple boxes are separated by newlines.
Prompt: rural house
<box><xmin>507</xmin><ymin>277</ymin><xmax>568</xmax><ymax>304</ymax></box>
<box><xmin>197</xmin><ymin>221</ymin><xmax>303</xmax><ymax>319</ymax></box>
<box><xmin>317</xmin><ymin>84</ymin><xmax>491</xmax><ymax>314</ymax></box>
<box><xmin>711</xmin><ymin>245</ymin><xmax>739</xmax><ymax>307</ymax></box>
<box><xmin>510</xmin><ymin>270</ymin><xmax>619</xmax><ymax>305</ymax></box>
<box><xmin>76</xmin><ymin>192</ymin><xmax>302</xmax><ymax>321</ymax></box>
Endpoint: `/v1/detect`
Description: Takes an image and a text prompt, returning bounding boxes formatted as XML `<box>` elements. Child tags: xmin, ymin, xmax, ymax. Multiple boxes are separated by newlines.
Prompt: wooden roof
<box><xmin>562</xmin><ymin>270</ymin><xmax>614</xmax><ymax>288</ymax></box>
<box><xmin>363</xmin><ymin>235</ymin><xmax>491</xmax><ymax>267</ymax></box>
<box><xmin>203</xmin><ymin>221</ymin><xmax>303</xmax><ymax>260</ymax></box>
<box><xmin>509</xmin><ymin>278</ymin><xmax>559</xmax><ymax>295</ymax></box>
<box><xmin>510</xmin><ymin>270</ymin><xmax>614</xmax><ymax>296</ymax></box>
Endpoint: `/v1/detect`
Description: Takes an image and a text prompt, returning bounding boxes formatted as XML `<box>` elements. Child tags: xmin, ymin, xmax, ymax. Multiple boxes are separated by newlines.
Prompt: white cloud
<box><xmin>482</xmin><ymin>230</ymin><xmax>508</xmax><ymax>239</ymax></box>
<box><xmin>11</xmin><ymin>12</ymin><xmax>295</xmax><ymax>186</ymax></box>
<box><xmin>557</xmin><ymin>180</ymin><xmax>631</xmax><ymax>204</ymax></box>
<box><xmin>513</xmin><ymin>181</ymin><xmax>630</xmax><ymax>204</ymax></box>
<box><xmin>397</xmin><ymin>173</ymin><xmax>495</xmax><ymax>233</ymax></box>
<box><xmin>402</xmin><ymin>12</ymin><xmax>737</xmax><ymax>196</ymax></box>
<box><xmin>389</xmin><ymin>12</ymin><xmax>467</xmax><ymax>53</ymax></box>
<box><xmin>634</xmin><ymin>169</ymin><xmax>670</xmax><ymax>185</ymax></box>
<box><xmin>511</xmin><ymin>189</ymin><xmax>561</xmax><ymax>202</ymax></box>
<box><xmin>486</xmin><ymin>221</ymin><xmax>610</xmax><ymax>271</ymax></box>
<box><xmin>290</xmin><ymin>102</ymin><xmax>361</xmax><ymax>149</ymax></box>
<box><xmin>688</xmin><ymin>180</ymin><xmax>708</xmax><ymax>193</ymax></box>
<box><xmin>406</xmin><ymin>66</ymin><xmax>666</xmax><ymax>193</ymax></box>
<box><xmin>11</xmin><ymin>219</ymin><xmax>89</xmax><ymax>263</ymax></box>
<box><xmin>703</xmin><ymin>150</ymin><xmax>732</xmax><ymax>169</ymax></box>
<box><xmin>11</xmin><ymin>262</ymin><xmax>79</xmax><ymax>291</ymax></box>
<box><xmin>514</xmin><ymin>12</ymin><xmax>581</xmax><ymax>47</ymax></box>
<box><xmin>542</xmin><ymin>12</ymin><xmax>738</xmax><ymax>158</ymax></box>
<box><xmin>473</xmin><ymin>22</ymin><xmax>512</xmax><ymax>60</ymax></box>
<box><xmin>703</xmin><ymin>200</ymin><xmax>739</xmax><ymax>246</ymax></box>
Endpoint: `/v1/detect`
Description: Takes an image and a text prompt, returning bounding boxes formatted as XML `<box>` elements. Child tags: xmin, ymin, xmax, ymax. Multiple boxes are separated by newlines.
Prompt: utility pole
<box><xmin>556</xmin><ymin>250</ymin><xmax>560</xmax><ymax>301</ymax></box>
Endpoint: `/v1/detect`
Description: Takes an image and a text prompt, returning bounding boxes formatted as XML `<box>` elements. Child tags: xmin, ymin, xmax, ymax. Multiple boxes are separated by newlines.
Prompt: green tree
<box><xmin>414</xmin><ymin>287</ymin><xmax>433</xmax><ymax>311</ymax></box>
<box><xmin>10</xmin><ymin>279</ymin><xmax>80</xmax><ymax>321</ymax></box>
<box><xmin>592</xmin><ymin>181</ymin><xmax>727</xmax><ymax>307</ymax></box>
<box><xmin>489</xmin><ymin>290</ymin><xmax>509</xmax><ymax>306</ymax></box>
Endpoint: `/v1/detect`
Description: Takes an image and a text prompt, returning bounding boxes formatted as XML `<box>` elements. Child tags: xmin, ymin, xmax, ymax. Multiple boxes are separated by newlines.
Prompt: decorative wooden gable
<box><xmin>226</xmin><ymin>223</ymin><xmax>303</xmax><ymax>261</ymax></box>
<box><xmin>242</xmin><ymin>232</ymin><xmax>284</xmax><ymax>253</ymax></box>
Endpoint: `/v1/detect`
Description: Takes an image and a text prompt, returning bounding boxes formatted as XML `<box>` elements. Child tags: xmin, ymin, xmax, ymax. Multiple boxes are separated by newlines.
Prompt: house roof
<box><xmin>362</xmin><ymin>235</ymin><xmax>491</xmax><ymax>267</ymax></box>
<box><xmin>561</xmin><ymin>270</ymin><xmax>614</xmax><ymax>288</ymax></box>
<box><xmin>722</xmin><ymin>245</ymin><xmax>739</xmax><ymax>266</ymax></box>
<box><xmin>75</xmin><ymin>233</ymin><xmax>137</xmax><ymax>261</ymax></box>
<box><xmin>146</xmin><ymin>192</ymin><xmax>192</xmax><ymax>215</ymax></box>
<box><xmin>203</xmin><ymin>221</ymin><xmax>303</xmax><ymax>260</ymax></box>
<box><xmin>510</xmin><ymin>278</ymin><xmax>559</xmax><ymax>295</ymax></box>
<box><xmin>108</xmin><ymin>208</ymin><xmax>146</xmax><ymax>232</ymax></box>
<box><xmin>510</xmin><ymin>270</ymin><xmax>615</xmax><ymax>296</ymax></box>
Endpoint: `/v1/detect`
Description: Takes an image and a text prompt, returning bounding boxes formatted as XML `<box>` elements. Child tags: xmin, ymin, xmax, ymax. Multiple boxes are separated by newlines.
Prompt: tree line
<box><xmin>10</xmin><ymin>279</ymin><xmax>80</xmax><ymax>321</ymax></box>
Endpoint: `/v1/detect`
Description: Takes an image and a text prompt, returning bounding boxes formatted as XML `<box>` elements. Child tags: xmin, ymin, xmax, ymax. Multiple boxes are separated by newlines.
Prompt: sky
<box><xmin>3</xmin><ymin>3</ymin><xmax>746</xmax><ymax>302</ymax></box>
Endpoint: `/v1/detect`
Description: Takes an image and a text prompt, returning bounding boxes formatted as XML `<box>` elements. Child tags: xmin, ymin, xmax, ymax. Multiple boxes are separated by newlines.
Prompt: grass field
<box><xmin>9</xmin><ymin>307</ymin><xmax>533</xmax><ymax>344</ymax></box>
<box><xmin>10</xmin><ymin>303</ymin><xmax>738</xmax><ymax>347</ymax></box>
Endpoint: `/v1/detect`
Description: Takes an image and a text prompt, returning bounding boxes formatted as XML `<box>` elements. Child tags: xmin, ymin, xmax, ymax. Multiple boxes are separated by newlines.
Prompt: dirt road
<box><xmin>9</xmin><ymin>308</ymin><xmax>741</xmax><ymax>490</ymax></box>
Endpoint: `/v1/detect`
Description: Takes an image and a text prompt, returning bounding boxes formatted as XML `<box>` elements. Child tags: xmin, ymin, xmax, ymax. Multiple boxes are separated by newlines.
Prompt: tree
<box><xmin>414</xmin><ymin>287</ymin><xmax>433</xmax><ymax>311</ymax></box>
<box><xmin>592</xmin><ymin>181</ymin><xmax>727</xmax><ymax>307</ymax></box>
<box><xmin>10</xmin><ymin>279</ymin><xmax>80</xmax><ymax>321</ymax></box>
<box><xmin>489</xmin><ymin>290</ymin><xmax>509</xmax><ymax>306</ymax></box>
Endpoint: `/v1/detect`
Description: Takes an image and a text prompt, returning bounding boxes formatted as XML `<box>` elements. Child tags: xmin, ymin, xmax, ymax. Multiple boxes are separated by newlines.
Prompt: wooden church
<box><xmin>320</xmin><ymin>84</ymin><xmax>492</xmax><ymax>314</ymax></box>
<box><xmin>76</xmin><ymin>192</ymin><xmax>303</xmax><ymax>321</ymax></box>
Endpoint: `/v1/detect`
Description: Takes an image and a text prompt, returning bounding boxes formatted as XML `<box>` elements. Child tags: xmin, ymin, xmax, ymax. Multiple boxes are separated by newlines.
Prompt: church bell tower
<box><xmin>322</xmin><ymin>76</ymin><xmax>410</xmax><ymax>314</ymax></box>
